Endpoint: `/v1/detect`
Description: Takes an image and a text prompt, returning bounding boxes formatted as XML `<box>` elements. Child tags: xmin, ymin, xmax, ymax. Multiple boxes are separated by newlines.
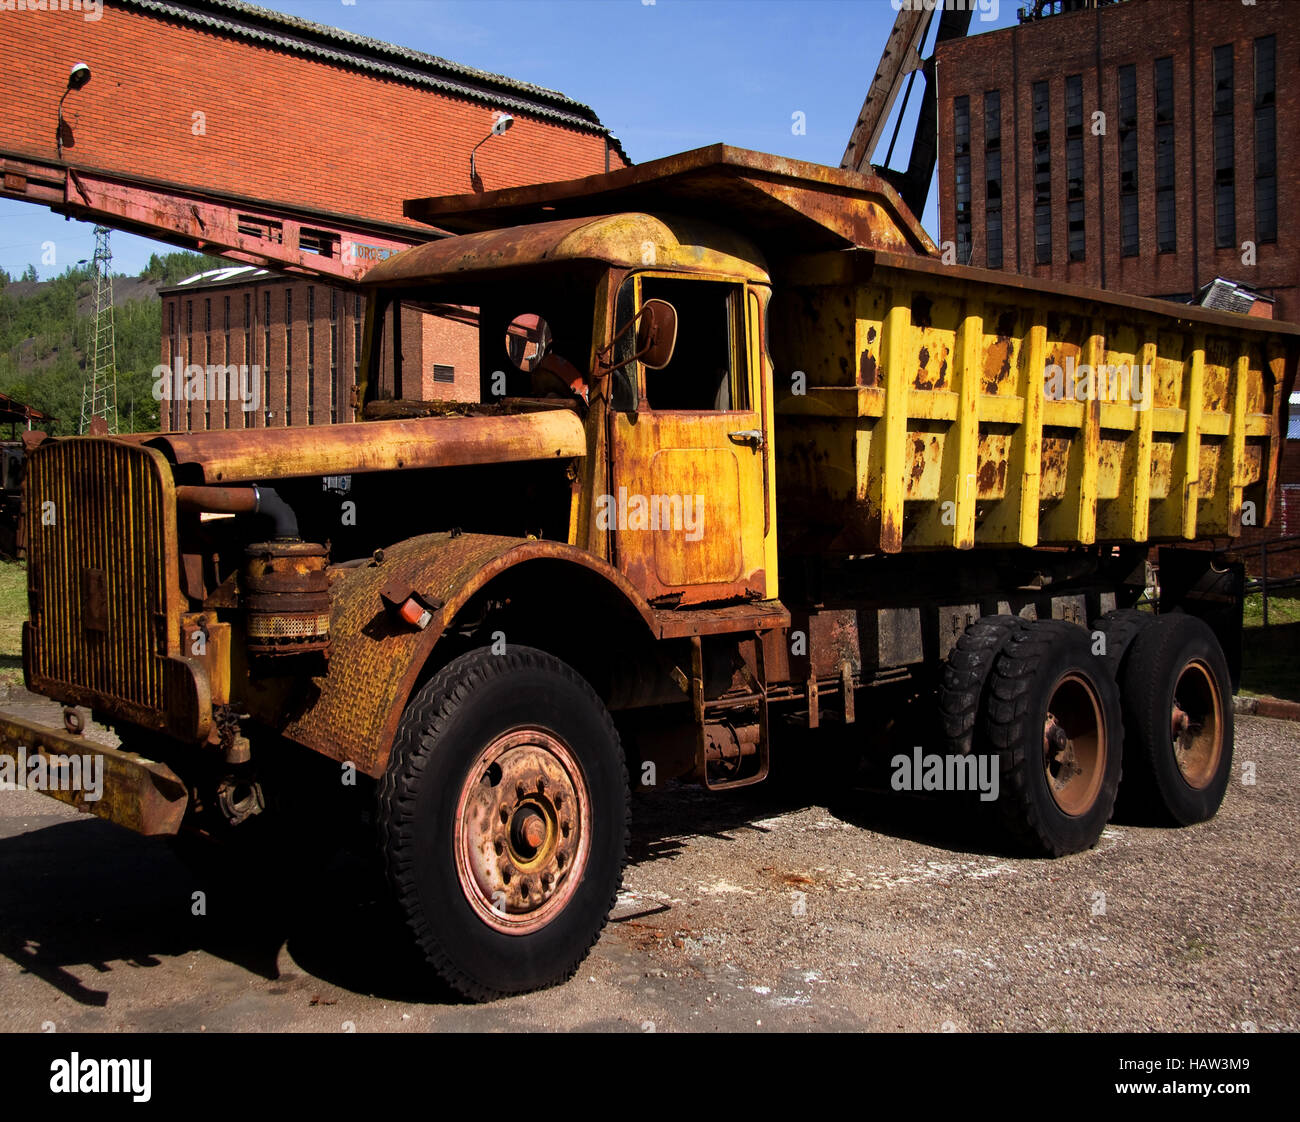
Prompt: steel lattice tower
<box><xmin>80</xmin><ymin>225</ymin><xmax>118</xmax><ymax>434</ymax></box>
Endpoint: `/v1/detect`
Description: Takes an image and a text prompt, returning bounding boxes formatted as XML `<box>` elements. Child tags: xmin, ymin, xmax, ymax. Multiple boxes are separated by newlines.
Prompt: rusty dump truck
<box><xmin>3</xmin><ymin>147</ymin><xmax>1296</xmax><ymax>999</ymax></box>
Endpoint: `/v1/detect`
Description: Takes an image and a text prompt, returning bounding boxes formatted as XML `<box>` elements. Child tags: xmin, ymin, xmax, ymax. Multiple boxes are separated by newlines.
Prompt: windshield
<box><xmin>363</xmin><ymin>267</ymin><xmax>602</xmax><ymax>415</ymax></box>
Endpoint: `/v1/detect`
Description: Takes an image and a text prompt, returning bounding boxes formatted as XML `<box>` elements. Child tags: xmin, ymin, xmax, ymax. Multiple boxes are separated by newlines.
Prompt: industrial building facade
<box><xmin>936</xmin><ymin>0</ymin><xmax>1296</xmax><ymax>321</ymax></box>
<box><xmin>159</xmin><ymin>267</ymin><xmax>479</xmax><ymax>432</ymax></box>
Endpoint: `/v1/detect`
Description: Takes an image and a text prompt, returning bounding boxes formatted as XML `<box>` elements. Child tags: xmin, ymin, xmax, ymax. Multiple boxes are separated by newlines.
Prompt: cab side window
<box><xmin>640</xmin><ymin>278</ymin><xmax>746</xmax><ymax>411</ymax></box>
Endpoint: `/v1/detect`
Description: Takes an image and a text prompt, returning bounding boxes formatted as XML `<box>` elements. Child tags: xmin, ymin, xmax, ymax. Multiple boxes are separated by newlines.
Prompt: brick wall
<box><xmin>1</xmin><ymin>0</ymin><xmax>624</xmax><ymax>235</ymax></box>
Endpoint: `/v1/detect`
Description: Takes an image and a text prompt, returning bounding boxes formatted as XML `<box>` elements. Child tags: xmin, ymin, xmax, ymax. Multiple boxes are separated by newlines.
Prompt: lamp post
<box><xmin>56</xmin><ymin>62</ymin><xmax>92</xmax><ymax>158</ymax></box>
<box><xmin>469</xmin><ymin>113</ymin><xmax>514</xmax><ymax>185</ymax></box>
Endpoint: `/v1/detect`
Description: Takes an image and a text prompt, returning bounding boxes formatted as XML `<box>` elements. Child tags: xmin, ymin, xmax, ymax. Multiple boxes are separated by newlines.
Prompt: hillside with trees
<box><xmin>0</xmin><ymin>250</ymin><xmax>227</xmax><ymax>435</ymax></box>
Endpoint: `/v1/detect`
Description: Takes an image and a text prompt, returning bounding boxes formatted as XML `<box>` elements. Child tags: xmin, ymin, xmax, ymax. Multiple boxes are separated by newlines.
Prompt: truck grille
<box><xmin>24</xmin><ymin>438</ymin><xmax>186</xmax><ymax>732</ymax></box>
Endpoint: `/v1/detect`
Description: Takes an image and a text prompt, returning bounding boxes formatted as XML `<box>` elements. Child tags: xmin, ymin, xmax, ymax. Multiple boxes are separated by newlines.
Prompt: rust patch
<box><xmin>911</xmin><ymin>436</ymin><xmax>927</xmax><ymax>484</ymax></box>
<box><xmin>860</xmin><ymin>350</ymin><xmax>878</xmax><ymax>386</ymax></box>
<box><xmin>978</xmin><ymin>458</ymin><xmax>1000</xmax><ymax>494</ymax></box>
<box><xmin>867</xmin><ymin>325</ymin><xmax>878</xmax><ymax>344</ymax></box>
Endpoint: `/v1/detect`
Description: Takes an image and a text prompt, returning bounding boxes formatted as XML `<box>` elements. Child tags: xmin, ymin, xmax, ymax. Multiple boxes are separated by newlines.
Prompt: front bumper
<box><xmin>0</xmin><ymin>712</ymin><xmax>187</xmax><ymax>836</ymax></box>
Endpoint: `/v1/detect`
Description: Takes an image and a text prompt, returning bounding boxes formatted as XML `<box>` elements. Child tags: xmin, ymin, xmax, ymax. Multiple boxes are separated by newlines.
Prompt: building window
<box><xmin>224</xmin><ymin>294</ymin><xmax>231</xmax><ymax>429</ymax></box>
<box><xmin>243</xmin><ymin>292</ymin><xmax>251</xmax><ymax>429</ymax></box>
<box><xmin>984</xmin><ymin>90</ymin><xmax>1002</xmax><ymax>269</ymax></box>
<box><xmin>1255</xmin><ymin>35</ymin><xmax>1276</xmax><ymax>245</ymax></box>
<box><xmin>204</xmin><ymin>330</ymin><xmax>211</xmax><ymax>431</ymax></box>
<box><xmin>954</xmin><ymin>95</ymin><xmax>971</xmax><ymax>265</ymax></box>
<box><xmin>1033</xmin><ymin>80</ymin><xmax>1051</xmax><ymax>265</ymax></box>
<box><xmin>433</xmin><ymin>364</ymin><xmax>455</xmax><ymax>384</ymax></box>
<box><xmin>1065</xmin><ymin>75</ymin><xmax>1085</xmax><ymax>262</ymax></box>
<box><xmin>1213</xmin><ymin>44</ymin><xmax>1235</xmax><ymax>250</ymax></box>
<box><xmin>1117</xmin><ymin>65</ymin><xmax>1139</xmax><ymax>257</ymax></box>
<box><xmin>354</xmin><ymin>294</ymin><xmax>362</xmax><ymax>391</ymax></box>
<box><xmin>263</xmin><ymin>289</ymin><xmax>271</xmax><ymax>427</ymax></box>
<box><xmin>307</xmin><ymin>285</ymin><xmax>315</xmax><ymax>425</ymax></box>
<box><xmin>285</xmin><ymin>288</ymin><xmax>293</xmax><ymax>427</ymax></box>
<box><xmin>330</xmin><ymin>288</ymin><xmax>339</xmax><ymax>424</ymax></box>
<box><xmin>1154</xmin><ymin>56</ymin><xmax>1176</xmax><ymax>254</ymax></box>
<box><xmin>166</xmin><ymin>302</ymin><xmax>176</xmax><ymax>431</ymax></box>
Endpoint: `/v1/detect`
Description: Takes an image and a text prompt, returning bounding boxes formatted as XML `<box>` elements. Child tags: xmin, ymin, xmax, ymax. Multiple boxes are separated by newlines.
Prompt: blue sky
<box><xmin>0</xmin><ymin>0</ymin><xmax>1020</xmax><ymax>280</ymax></box>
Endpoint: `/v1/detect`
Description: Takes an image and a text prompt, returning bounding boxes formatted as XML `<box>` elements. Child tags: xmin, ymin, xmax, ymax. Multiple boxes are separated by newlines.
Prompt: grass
<box><xmin>1239</xmin><ymin>593</ymin><xmax>1300</xmax><ymax>702</ymax></box>
<box><xmin>1243</xmin><ymin>591</ymin><xmax>1300</xmax><ymax>628</ymax></box>
<box><xmin>0</xmin><ymin>559</ymin><xmax>25</xmax><ymax>687</ymax></box>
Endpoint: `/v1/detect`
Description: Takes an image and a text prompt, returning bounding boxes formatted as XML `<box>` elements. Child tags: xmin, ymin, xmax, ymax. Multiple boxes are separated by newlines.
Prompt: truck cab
<box><xmin>358</xmin><ymin>211</ymin><xmax>779</xmax><ymax>608</ymax></box>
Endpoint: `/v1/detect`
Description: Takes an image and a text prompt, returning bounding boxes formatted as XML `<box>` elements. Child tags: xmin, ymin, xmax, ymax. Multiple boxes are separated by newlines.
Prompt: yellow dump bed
<box><xmin>773</xmin><ymin>250</ymin><xmax>1299</xmax><ymax>554</ymax></box>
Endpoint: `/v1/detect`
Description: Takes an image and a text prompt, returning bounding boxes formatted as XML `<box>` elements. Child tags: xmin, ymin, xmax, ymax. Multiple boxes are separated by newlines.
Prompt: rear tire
<box><xmin>982</xmin><ymin>620</ymin><xmax>1123</xmax><ymax>856</ymax></box>
<box><xmin>939</xmin><ymin>615</ymin><xmax>1029</xmax><ymax>756</ymax></box>
<box><xmin>1116</xmin><ymin>613</ymin><xmax>1232</xmax><ymax>825</ymax></box>
<box><xmin>378</xmin><ymin>645</ymin><xmax>629</xmax><ymax>1000</ymax></box>
<box><xmin>1090</xmin><ymin>607</ymin><xmax>1155</xmax><ymax>679</ymax></box>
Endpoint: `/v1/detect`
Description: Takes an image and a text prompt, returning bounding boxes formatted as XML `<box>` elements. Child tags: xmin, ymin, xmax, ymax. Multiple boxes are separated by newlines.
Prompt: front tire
<box><xmin>378</xmin><ymin>645</ymin><xmax>629</xmax><ymax>1000</ymax></box>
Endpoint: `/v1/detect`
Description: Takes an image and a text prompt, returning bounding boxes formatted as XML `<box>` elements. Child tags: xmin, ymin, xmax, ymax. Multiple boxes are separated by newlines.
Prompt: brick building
<box><xmin>936</xmin><ymin>0</ymin><xmax>1298</xmax><ymax>546</ymax></box>
<box><xmin>158</xmin><ymin>266</ymin><xmax>479</xmax><ymax>431</ymax></box>
<box><xmin>936</xmin><ymin>0</ymin><xmax>1295</xmax><ymax>318</ymax></box>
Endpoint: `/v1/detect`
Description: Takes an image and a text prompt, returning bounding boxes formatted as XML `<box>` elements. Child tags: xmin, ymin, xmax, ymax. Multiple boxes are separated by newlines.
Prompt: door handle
<box><xmin>728</xmin><ymin>428</ymin><xmax>765</xmax><ymax>449</ymax></box>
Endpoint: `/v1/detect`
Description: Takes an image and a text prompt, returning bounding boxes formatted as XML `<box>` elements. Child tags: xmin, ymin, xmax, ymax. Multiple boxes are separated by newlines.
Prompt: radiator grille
<box><xmin>24</xmin><ymin>439</ymin><xmax>180</xmax><ymax>726</ymax></box>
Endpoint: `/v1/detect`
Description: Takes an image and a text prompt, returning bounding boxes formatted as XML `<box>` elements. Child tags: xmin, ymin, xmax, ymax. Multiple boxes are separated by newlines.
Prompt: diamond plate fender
<box><xmin>278</xmin><ymin>531</ymin><xmax>657</xmax><ymax>777</ymax></box>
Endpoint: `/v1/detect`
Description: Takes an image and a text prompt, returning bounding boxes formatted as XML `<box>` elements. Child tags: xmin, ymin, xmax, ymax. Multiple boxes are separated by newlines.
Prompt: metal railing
<box><xmin>1245</xmin><ymin>534</ymin><xmax>1300</xmax><ymax>626</ymax></box>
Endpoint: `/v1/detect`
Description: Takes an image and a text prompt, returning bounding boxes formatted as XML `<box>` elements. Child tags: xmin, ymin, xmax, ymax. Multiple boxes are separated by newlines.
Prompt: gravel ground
<box><xmin>0</xmin><ymin>687</ymin><xmax>1295</xmax><ymax>1033</ymax></box>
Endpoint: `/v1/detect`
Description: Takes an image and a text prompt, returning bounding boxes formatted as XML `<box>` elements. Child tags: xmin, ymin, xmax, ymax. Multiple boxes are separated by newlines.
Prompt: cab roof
<box><xmin>361</xmin><ymin>211</ymin><xmax>771</xmax><ymax>287</ymax></box>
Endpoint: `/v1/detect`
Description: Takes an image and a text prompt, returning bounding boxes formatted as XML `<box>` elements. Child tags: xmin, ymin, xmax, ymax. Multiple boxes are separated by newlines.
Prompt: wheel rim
<box><xmin>454</xmin><ymin>728</ymin><xmax>591</xmax><ymax>936</ymax></box>
<box><xmin>1170</xmin><ymin>659</ymin><xmax>1223</xmax><ymax>789</ymax></box>
<box><xmin>1042</xmin><ymin>672</ymin><xmax>1106</xmax><ymax>817</ymax></box>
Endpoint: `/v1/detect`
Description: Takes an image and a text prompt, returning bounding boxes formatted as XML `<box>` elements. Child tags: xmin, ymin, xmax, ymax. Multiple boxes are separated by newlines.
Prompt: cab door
<box><xmin>608</xmin><ymin>274</ymin><xmax>767</xmax><ymax>606</ymax></box>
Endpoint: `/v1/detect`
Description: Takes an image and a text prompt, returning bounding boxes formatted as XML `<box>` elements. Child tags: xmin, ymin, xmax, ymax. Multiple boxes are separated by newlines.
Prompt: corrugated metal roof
<box><xmin>118</xmin><ymin>0</ymin><xmax>629</xmax><ymax>160</ymax></box>
<box><xmin>161</xmin><ymin>265</ymin><xmax>274</xmax><ymax>292</ymax></box>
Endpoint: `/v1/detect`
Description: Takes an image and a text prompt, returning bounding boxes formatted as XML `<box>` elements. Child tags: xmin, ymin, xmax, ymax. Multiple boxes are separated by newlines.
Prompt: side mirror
<box><xmin>635</xmin><ymin>298</ymin><xmax>677</xmax><ymax>370</ymax></box>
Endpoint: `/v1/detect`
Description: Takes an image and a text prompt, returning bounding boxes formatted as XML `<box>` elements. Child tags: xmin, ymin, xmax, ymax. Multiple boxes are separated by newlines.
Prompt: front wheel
<box><xmin>378</xmin><ymin>645</ymin><xmax>629</xmax><ymax>1000</ymax></box>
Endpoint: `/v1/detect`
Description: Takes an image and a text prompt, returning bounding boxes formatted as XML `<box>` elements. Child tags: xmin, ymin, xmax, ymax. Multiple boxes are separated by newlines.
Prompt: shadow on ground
<box><xmin>0</xmin><ymin>738</ymin><xmax>1032</xmax><ymax>1009</ymax></box>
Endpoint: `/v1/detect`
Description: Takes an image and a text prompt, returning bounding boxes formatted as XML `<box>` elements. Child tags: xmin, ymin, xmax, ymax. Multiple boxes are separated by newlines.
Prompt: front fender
<box><xmin>278</xmin><ymin>532</ymin><xmax>656</xmax><ymax>777</ymax></box>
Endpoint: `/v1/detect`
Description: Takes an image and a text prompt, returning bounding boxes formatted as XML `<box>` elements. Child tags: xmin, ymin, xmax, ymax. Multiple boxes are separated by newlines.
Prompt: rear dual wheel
<box><xmin>981</xmin><ymin>620</ymin><xmax>1123</xmax><ymax>856</ymax></box>
<box><xmin>1115</xmin><ymin>614</ymin><xmax>1232</xmax><ymax>825</ymax></box>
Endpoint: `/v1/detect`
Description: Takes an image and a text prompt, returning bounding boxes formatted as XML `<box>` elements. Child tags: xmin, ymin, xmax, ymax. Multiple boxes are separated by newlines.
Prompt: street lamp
<box><xmin>56</xmin><ymin>62</ymin><xmax>92</xmax><ymax>158</ymax></box>
<box><xmin>469</xmin><ymin>113</ymin><xmax>514</xmax><ymax>185</ymax></box>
